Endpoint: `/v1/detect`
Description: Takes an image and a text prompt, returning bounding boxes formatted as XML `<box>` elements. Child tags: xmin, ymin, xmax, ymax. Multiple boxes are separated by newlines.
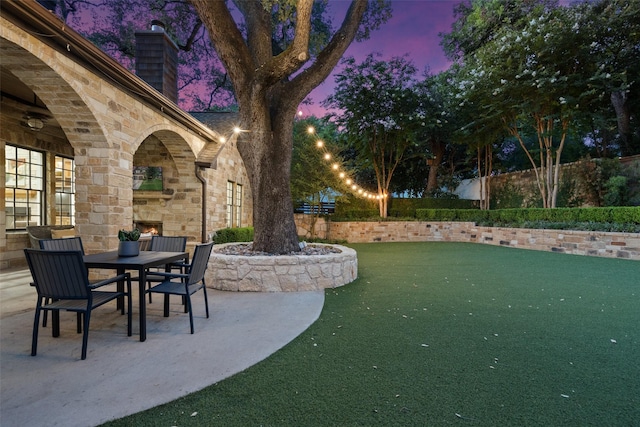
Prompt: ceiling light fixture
<box><xmin>26</xmin><ymin>116</ymin><xmax>44</xmax><ymax>131</ymax></box>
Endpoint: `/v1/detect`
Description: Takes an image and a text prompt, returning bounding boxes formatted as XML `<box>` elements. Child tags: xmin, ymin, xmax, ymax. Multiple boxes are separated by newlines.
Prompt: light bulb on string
<box><xmin>304</xmin><ymin>121</ymin><xmax>378</xmax><ymax>200</ymax></box>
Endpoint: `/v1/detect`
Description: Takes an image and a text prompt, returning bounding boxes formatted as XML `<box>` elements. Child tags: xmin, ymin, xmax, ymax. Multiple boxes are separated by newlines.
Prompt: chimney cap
<box><xmin>151</xmin><ymin>20</ymin><xmax>166</xmax><ymax>32</ymax></box>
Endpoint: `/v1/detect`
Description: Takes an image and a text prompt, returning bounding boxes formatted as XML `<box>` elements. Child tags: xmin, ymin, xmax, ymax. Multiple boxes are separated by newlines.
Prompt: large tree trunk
<box><xmin>190</xmin><ymin>0</ymin><xmax>368</xmax><ymax>253</ymax></box>
<box><xmin>236</xmin><ymin>97</ymin><xmax>300</xmax><ymax>254</ymax></box>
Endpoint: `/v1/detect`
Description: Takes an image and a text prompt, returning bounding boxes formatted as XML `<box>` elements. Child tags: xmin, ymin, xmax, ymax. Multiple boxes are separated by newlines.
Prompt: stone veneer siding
<box><xmin>208</xmin><ymin>243</ymin><xmax>358</xmax><ymax>292</ymax></box>
<box><xmin>1</xmin><ymin>14</ymin><xmax>252</xmax><ymax>269</ymax></box>
<box><xmin>295</xmin><ymin>215</ymin><xmax>640</xmax><ymax>261</ymax></box>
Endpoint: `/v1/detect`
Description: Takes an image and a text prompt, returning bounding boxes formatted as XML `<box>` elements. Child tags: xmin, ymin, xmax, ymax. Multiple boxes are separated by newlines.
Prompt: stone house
<box><xmin>1</xmin><ymin>1</ymin><xmax>252</xmax><ymax>269</ymax></box>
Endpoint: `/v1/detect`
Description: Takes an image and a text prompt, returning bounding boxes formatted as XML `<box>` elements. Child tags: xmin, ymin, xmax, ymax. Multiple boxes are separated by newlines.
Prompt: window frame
<box><xmin>4</xmin><ymin>144</ymin><xmax>44</xmax><ymax>230</ymax></box>
<box><xmin>54</xmin><ymin>155</ymin><xmax>75</xmax><ymax>226</ymax></box>
<box><xmin>226</xmin><ymin>180</ymin><xmax>243</xmax><ymax>228</ymax></box>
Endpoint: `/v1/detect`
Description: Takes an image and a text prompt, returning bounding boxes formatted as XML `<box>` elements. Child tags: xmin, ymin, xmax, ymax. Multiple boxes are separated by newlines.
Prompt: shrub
<box><xmin>603</xmin><ymin>176</ymin><xmax>628</xmax><ymax>206</ymax></box>
<box><xmin>212</xmin><ymin>227</ymin><xmax>254</xmax><ymax>244</ymax></box>
<box><xmin>414</xmin><ymin>207</ymin><xmax>640</xmax><ymax>232</ymax></box>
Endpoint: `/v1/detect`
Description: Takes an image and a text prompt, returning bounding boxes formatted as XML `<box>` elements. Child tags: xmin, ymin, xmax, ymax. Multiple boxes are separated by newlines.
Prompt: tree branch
<box><xmin>188</xmin><ymin>0</ymin><xmax>253</xmax><ymax>94</ymax></box>
<box><xmin>286</xmin><ymin>0</ymin><xmax>368</xmax><ymax>103</ymax></box>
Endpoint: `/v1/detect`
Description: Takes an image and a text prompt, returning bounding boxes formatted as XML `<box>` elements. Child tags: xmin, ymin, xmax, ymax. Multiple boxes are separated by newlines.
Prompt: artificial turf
<box><xmin>103</xmin><ymin>242</ymin><xmax>639</xmax><ymax>426</ymax></box>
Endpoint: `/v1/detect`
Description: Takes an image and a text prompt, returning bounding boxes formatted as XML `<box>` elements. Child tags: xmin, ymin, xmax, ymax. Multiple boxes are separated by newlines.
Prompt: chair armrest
<box><xmin>147</xmin><ymin>271</ymin><xmax>189</xmax><ymax>280</ymax></box>
<box><xmin>169</xmin><ymin>261</ymin><xmax>190</xmax><ymax>268</ymax></box>
<box><xmin>88</xmin><ymin>273</ymin><xmax>131</xmax><ymax>289</ymax></box>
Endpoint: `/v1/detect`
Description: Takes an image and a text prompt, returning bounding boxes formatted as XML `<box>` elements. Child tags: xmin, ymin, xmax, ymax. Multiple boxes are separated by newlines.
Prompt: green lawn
<box><xmin>136</xmin><ymin>178</ymin><xmax>163</xmax><ymax>191</ymax></box>
<box><xmin>103</xmin><ymin>242</ymin><xmax>639</xmax><ymax>426</ymax></box>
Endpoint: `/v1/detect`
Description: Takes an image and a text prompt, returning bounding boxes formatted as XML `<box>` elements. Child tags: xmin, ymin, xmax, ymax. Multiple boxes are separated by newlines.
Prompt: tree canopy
<box><xmin>188</xmin><ymin>0</ymin><xmax>390</xmax><ymax>252</ymax></box>
<box><xmin>325</xmin><ymin>54</ymin><xmax>421</xmax><ymax>216</ymax></box>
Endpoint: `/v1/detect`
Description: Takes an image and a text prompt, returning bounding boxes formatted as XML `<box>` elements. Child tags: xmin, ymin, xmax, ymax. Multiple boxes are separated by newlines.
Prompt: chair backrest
<box><xmin>39</xmin><ymin>236</ymin><xmax>85</xmax><ymax>255</ymax></box>
<box><xmin>149</xmin><ymin>236</ymin><xmax>187</xmax><ymax>252</ymax></box>
<box><xmin>24</xmin><ymin>249</ymin><xmax>90</xmax><ymax>299</ymax></box>
<box><xmin>186</xmin><ymin>242</ymin><xmax>214</xmax><ymax>285</ymax></box>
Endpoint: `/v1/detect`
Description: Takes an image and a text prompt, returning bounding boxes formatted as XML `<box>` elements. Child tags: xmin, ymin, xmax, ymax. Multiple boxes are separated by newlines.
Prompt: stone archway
<box><xmin>132</xmin><ymin>128</ymin><xmax>203</xmax><ymax>246</ymax></box>
<box><xmin>0</xmin><ymin>37</ymin><xmax>121</xmax><ymax>252</ymax></box>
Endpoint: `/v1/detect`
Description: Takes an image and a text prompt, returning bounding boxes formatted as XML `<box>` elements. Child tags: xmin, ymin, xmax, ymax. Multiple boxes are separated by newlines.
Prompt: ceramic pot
<box><xmin>118</xmin><ymin>240</ymin><xmax>140</xmax><ymax>257</ymax></box>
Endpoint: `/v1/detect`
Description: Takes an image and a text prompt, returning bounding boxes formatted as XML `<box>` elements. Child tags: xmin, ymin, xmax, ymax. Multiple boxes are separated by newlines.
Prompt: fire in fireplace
<box><xmin>134</xmin><ymin>222</ymin><xmax>163</xmax><ymax>235</ymax></box>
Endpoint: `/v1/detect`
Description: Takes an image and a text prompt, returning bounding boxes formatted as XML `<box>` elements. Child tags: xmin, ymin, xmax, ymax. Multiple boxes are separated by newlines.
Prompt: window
<box><xmin>54</xmin><ymin>156</ymin><xmax>75</xmax><ymax>225</ymax></box>
<box><xmin>226</xmin><ymin>181</ymin><xmax>233</xmax><ymax>228</ymax></box>
<box><xmin>235</xmin><ymin>184</ymin><xmax>243</xmax><ymax>227</ymax></box>
<box><xmin>226</xmin><ymin>181</ymin><xmax>243</xmax><ymax>228</ymax></box>
<box><xmin>5</xmin><ymin>144</ymin><xmax>43</xmax><ymax>230</ymax></box>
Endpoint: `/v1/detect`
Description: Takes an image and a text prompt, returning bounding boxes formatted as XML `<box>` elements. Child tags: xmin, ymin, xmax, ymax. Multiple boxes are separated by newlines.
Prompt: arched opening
<box><xmin>132</xmin><ymin>130</ymin><xmax>202</xmax><ymax>248</ymax></box>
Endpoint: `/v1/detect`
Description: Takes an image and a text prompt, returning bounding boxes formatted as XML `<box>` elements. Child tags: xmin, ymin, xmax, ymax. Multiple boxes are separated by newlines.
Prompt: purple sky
<box><xmin>303</xmin><ymin>0</ymin><xmax>457</xmax><ymax>117</ymax></box>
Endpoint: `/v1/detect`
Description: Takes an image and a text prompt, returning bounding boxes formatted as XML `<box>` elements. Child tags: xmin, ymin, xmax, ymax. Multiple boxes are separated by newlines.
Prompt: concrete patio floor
<box><xmin>0</xmin><ymin>267</ymin><xmax>324</xmax><ymax>427</ymax></box>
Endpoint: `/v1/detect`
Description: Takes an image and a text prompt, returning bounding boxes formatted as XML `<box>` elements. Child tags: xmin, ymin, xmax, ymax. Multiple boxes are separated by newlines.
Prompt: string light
<box><xmin>225</xmin><ymin>124</ymin><xmax>387</xmax><ymax>200</ymax></box>
<box><xmin>306</xmin><ymin>126</ymin><xmax>386</xmax><ymax>200</ymax></box>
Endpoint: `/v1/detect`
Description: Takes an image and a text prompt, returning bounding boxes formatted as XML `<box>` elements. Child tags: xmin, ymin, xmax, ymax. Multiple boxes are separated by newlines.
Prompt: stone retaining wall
<box><xmin>208</xmin><ymin>243</ymin><xmax>358</xmax><ymax>292</ymax></box>
<box><xmin>295</xmin><ymin>215</ymin><xmax>640</xmax><ymax>261</ymax></box>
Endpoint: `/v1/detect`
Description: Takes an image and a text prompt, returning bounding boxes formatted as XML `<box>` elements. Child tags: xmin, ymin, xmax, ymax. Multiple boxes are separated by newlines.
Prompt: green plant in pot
<box><xmin>117</xmin><ymin>228</ymin><xmax>141</xmax><ymax>256</ymax></box>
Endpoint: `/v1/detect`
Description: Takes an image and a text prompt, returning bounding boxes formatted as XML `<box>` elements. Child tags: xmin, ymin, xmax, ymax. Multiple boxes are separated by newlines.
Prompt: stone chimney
<box><xmin>135</xmin><ymin>21</ymin><xmax>178</xmax><ymax>104</ymax></box>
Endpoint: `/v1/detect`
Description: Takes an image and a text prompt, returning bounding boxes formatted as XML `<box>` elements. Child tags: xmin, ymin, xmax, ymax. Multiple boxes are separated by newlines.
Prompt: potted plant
<box><xmin>117</xmin><ymin>228</ymin><xmax>141</xmax><ymax>257</ymax></box>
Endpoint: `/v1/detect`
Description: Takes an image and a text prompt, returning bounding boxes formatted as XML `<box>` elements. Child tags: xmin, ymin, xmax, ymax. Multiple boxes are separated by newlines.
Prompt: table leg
<box><xmin>116</xmin><ymin>267</ymin><xmax>125</xmax><ymax>311</ymax></box>
<box><xmin>52</xmin><ymin>310</ymin><xmax>60</xmax><ymax>337</ymax></box>
<box><xmin>139</xmin><ymin>267</ymin><xmax>147</xmax><ymax>342</ymax></box>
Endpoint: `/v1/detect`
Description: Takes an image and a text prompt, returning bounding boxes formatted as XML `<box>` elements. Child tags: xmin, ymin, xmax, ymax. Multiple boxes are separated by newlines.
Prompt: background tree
<box><xmin>291</xmin><ymin>117</ymin><xmax>347</xmax><ymax>237</ymax></box>
<box><xmin>189</xmin><ymin>0</ymin><xmax>390</xmax><ymax>252</ymax></box>
<box><xmin>448</xmin><ymin>64</ymin><xmax>506</xmax><ymax>209</ymax></box>
<box><xmin>440</xmin><ymin>0</ymin><xmax>560</xmax><ymax>62</ymax></box>
<box><xmin>455</xmin><ymin>4</ymin><xmax>598</xmax><ymax>208</ymax></box>
<box><xmin>414</xmin><ymin>72</ymin><xmax>453</xmax><ymax>195</ymax></box>
<box><xmin>586</xmin><ymin>0</ymin><xmax>640</xmax><ymax>156</ymax></box>
<box><xmin>324</xmin><ymin>54</ymin><xmax>421</xmax><ymax>217</ymax></box>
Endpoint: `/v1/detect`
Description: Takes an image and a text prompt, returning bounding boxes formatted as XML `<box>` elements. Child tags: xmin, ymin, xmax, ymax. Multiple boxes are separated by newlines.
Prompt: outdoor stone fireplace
<box><xmin>134</xmin><ymin>221</ymin><xmax>163</xmax><ymax>235</ymax></box>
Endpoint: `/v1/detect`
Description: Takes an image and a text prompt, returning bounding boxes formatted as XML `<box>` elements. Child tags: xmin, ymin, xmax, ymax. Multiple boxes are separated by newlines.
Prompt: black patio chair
<box><xmin>143</xmin><ymin>235</ymin><xmax>187</xmax><ymax>303</ymax></box>
<box><xmin>35</xmin><ymin>237</ymin><xmax>86</xmax><ymax>327</ymax></box>
<box><xmin>24</xmin><ymin>248</ymin><xmax>132</xmax><ymax>360</ymax></box>
<box><xmin>39</xmin><ymin>236</ymin><xmax>85</xmax><ymax>253</ymax></box>
<box><xmin>146</xmin><ymin>242</ymin><xmax>213</xmax><ymax>334</ymax></box>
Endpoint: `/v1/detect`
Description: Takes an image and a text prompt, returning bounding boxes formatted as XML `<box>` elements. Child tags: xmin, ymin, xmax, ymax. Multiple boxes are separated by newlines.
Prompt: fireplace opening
<box><xmin>134</xmin><ymin>222</ymin><xmax>163</xmax><ymax>236</ymax></box>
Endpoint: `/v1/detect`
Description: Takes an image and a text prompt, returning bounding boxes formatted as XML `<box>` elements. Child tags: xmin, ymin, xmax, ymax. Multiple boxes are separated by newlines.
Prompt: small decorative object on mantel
<box><xmin>117</xmin><ymin>228</ymin><xmax>141</xmax><ymax>257</ymax></box>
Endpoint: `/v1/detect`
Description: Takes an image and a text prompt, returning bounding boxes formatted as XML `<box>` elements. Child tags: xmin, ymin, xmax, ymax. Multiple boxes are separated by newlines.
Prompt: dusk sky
<box><xmin>304</xmin><ymin>0</ymin><xmax>458</xmax><ymax>116</ymax></box>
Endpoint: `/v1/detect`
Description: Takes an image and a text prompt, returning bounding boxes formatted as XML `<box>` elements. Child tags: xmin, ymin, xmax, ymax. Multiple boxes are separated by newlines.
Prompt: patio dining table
<box><xmin>83</xmin><ymin>250</ymin><xmax>188</xmax><ymax>342</ymax></box>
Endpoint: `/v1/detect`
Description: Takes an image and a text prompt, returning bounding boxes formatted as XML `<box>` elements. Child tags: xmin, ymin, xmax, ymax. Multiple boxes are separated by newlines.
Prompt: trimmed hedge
<box><xmin>414</xmin><ymin>207</ymin><xmax>640</xmax><ymax>224</ymax></box>
<box><xmin>212</xmin><ymin>227</ymin><xmax>254</xmax><ymax>244</ymax></box>
<box><xmin>334</xmin><ymin>197</ymin><xmax>477</xmax><ymax>220</ymax></box>
<box><xmin>388</xmin><ymin>197</ymin><xmax>476</xmax><ymax>217</ymax></box>
<box><xmin>412</xmin><ymin>207</ymin><xmax>640</xmax><ymax>232</ymax></box>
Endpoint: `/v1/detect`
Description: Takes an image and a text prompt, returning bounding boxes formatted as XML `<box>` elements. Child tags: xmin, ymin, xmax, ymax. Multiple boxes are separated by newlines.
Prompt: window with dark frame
<box><xmin>226</xmin><ymin>180</ymin><xmax>243</xmax><ymax>228</ymax></box>
<box><xmin>226</xmin><ymin>181</ymin><xmax>234</xmax><ymax>228</ymax></box>
<box><xmin>4</xmin><ymin>144</ymin><xmax>44</xmax><ymax>230</ymax></box>
<box><xmin>235</xmin><ymin>183</ymin><xmax>243</xmax><ymax>227</ymax></box>
<box><xmin>54</xmin><ymin>156</ymin><xmax>75</xmax><ymax>226</ymax></box>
